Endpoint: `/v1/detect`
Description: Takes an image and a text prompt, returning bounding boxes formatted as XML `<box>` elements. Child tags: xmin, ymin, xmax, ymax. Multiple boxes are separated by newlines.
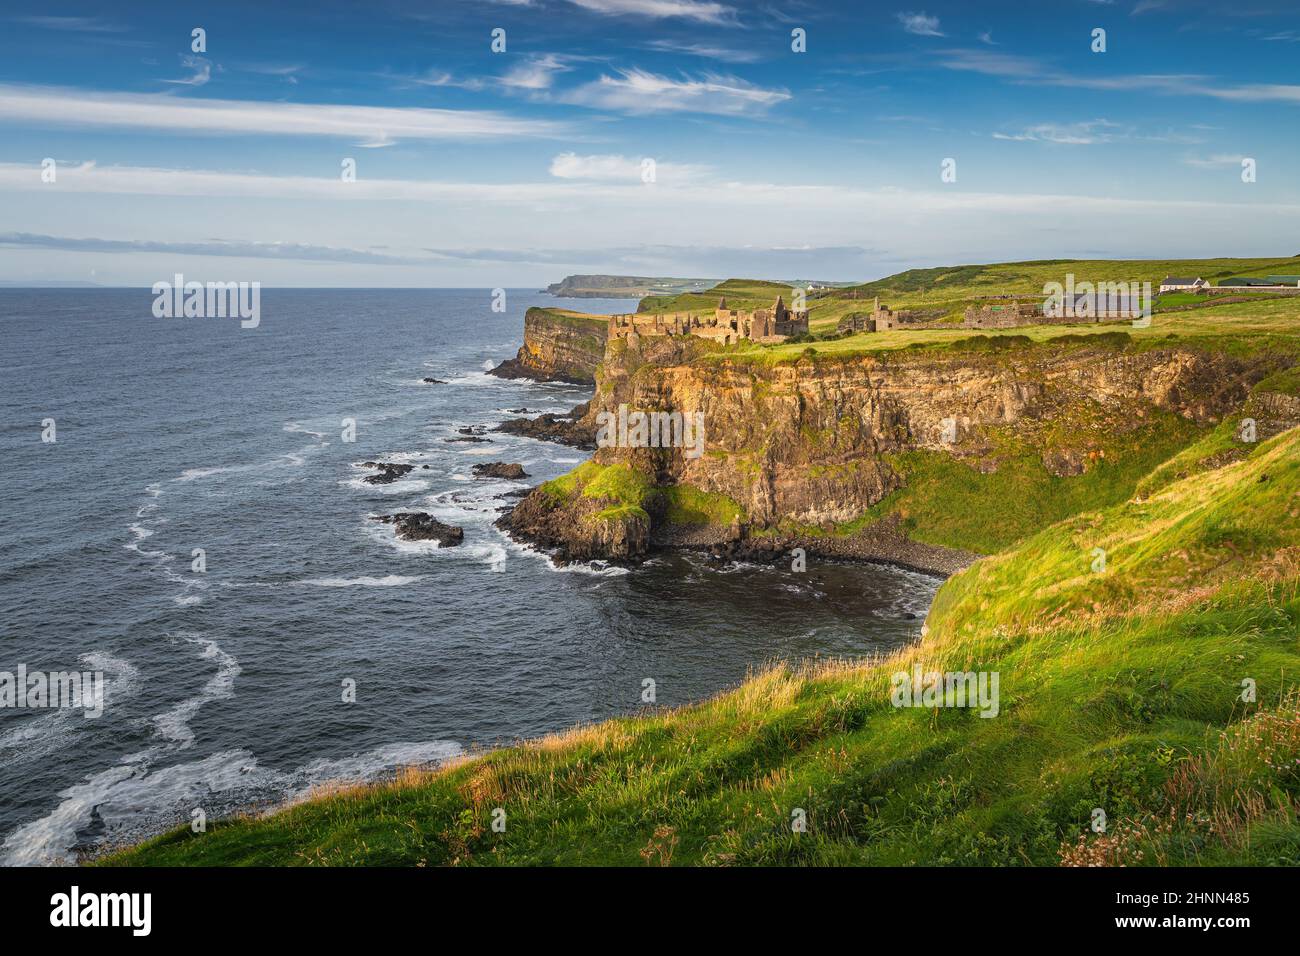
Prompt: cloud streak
<box><xmin>0</xmin><ymin>83</ymin><xmax>569</xmax><ymax>143</ymax></box>
<box><xmin>939</xmin><ymin>48</ymin><xmax>1300</xmax><ymax>104</ymax></box>
<box><xmin>561</xmin><ymin>69</ymin><xmax>790</xmax><ymax>115</ymax></box>
<box><xmin>897</xmin><ymin>12</ymin><xmax>945</xmax><ymax>37</ymax></box>
<box><xmin>0</xmin><ymin>232</ymin><xmax>431</xmax><ymax>265</ymax></box>
<box><xmin>566</xmin><ymin>0</ymin><xmax>735</xmax><ymax>24</ymax></box>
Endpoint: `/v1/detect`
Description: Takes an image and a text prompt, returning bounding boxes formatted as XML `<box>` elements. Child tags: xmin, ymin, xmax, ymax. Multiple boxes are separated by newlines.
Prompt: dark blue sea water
<box><xmin>0</xmin><ymin>288</ymin><xmax>936</xmax><ymax>864</ymax></box>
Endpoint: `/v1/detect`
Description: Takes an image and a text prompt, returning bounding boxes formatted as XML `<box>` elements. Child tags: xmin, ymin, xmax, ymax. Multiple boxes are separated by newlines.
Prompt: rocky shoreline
<box><xmin>493</xmin><ymin>402</ymin><xmax>595</xmax><ymax>449</ymax></box>
<box><xmin>486</xmin><ymin>355</ymin><xmax>592</xmax><ymax>386</ymax></box>
<box><xmin>652</xmin><ymin>515</ymin><xmax>976</xmax><ymax>577</ymax></box>
<box><xmin>497</xmin><ymin>499</ymin><xmax>975</xmax><ymax>578</ymax></box>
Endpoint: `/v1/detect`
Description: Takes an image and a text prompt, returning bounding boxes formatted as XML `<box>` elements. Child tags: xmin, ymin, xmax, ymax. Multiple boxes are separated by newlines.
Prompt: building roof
<box><xmin>1161</xmin><ymin>276</ymin><xmax>1203</xmax><ymax>284</ymax></box>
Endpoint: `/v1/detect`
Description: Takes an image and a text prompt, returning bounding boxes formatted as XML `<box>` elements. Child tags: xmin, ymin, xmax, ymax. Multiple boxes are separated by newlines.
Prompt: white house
<box><xmin>1158</xmin><ymin>276</ymin><xmax>1209</xmax><ymax>293</ymax></box>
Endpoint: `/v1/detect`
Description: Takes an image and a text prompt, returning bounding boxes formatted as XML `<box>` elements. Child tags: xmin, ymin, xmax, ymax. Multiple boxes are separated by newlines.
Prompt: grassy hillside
<box><xmin>103</xmin><ymin>424</ymin><xmax>1300</xmax><ymax>867</ymax></box>
<box><xmin>837</xmin><ymin>256</ymin><xmax>1300</xmax><ymax>303</ymax></box>
<box><xmin>637</xmin><ymin>256</ymin><xmax>1300</xmax><ymax>337</ymax></box>
<box><xmin>723</xmin><ymin>295</ymin><xmax>1300</xmax><ymax>364</ymax></box>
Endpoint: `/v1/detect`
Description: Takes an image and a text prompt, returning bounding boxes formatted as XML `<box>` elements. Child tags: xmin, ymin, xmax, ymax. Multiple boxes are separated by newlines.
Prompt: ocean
<box><xmin>0</xmin><ymin>288</ymin><xmax>937</xmax><ymax>864</ymax></box>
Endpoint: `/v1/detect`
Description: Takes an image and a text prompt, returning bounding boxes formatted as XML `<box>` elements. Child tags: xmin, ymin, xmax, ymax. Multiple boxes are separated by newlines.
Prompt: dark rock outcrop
<box><xmin>494</xmin><ymin>402</ymin><xmax>595</xmax><ymax>449</ymax></box>
<box><xmin>359</xmin><ymin>462</ymin><xmax>416</xmax><ymax>485</ymax></box>
<box><xmin>473</xmin><ymin>462</ymin><xmax>529</xmax><ymax>480</ymax></box>
<box><xmin>373</xmin><ymin>512</ymin><xmax>463</xmax><ymax>546</ymax></box>
<box><xmin>497</xmin><ymin>495</ymin><xmax>647</xmax><ymax>562</ymax></box>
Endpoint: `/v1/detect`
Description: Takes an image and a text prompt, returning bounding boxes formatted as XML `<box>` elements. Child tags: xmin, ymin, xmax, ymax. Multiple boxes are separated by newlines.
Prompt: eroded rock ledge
<box><xmin>488</xmin><ymin>308</ymin><xmax>608</xmax><ymax>384</ymax></box>
<box><xmin>494</xmin><ymin>402</ymin><xmax>595</xmax><ymax>449</ymax></box>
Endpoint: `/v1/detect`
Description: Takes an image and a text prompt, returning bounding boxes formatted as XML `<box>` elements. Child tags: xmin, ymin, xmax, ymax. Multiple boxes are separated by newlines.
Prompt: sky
<box><xmin>0</xmin><ymin>0</ymin><xmax>1297</xmax><ymax>287</ymax></box>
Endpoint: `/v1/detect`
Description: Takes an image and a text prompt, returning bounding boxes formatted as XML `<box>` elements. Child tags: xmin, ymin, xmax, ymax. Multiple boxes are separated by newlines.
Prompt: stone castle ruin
<box><xmin>838</xmin><ymin>297</ymin><xmax>946</xmax><ymax>334</ymax></box>
<box><xmin>608</xmin><ymin>296</ymin><xmax>809</xmax><ymax>346</ymax></box>
<box><xmin>961</xmin><ymin>300</ymin><xmax>1044</xmax><ymax>330</ymax></box>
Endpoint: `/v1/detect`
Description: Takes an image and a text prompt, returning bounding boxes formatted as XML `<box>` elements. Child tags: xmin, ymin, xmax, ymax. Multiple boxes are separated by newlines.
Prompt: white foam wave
<box><xmin>0</xmin><ymin>737</ymin><xmax>463</xmax><ymax>866</ymax></box>
<box><xmin>283</xmin><ymin>421</ymin><xmax>329</xmax><ymax>442</ymax></box>
<box><xmin>296</xmin><ymin>575</ymin><xmax>424</xmax><ymax>588</ymax></box>
<box><xmin>341</xmin><ymin>476</ymin><xmax>431</xmax><ymax>495</ymax></box>
<box><xmin>498</xmin><ymin>531</ymin><xmax>629</xmax><ymax>576</ymax></box>
<box><xmin>150</xmin><ymin>634</ymin><xmax>240</xmax><ymax>749</ymax></box>
<box><xmin>0</xmin><ymin>636</ymin><xmax>240</xmax><ymax>865</ymax></box>
<box><xmin>0</xmin><ymin>654</ymin><xmax>142</xmax><ymax>764</ymax></box>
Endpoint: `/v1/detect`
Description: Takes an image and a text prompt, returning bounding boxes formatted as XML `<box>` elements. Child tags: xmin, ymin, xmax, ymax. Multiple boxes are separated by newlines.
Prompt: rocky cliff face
<box><xmin>490</xmin><ymin>308</ymin><xmax>608</xmax><ymax>384</ymax></box>
<box><xmin>503</xmin><ymin>333</ymin><xmax>1284</xmax><ymax>568</ymax></box>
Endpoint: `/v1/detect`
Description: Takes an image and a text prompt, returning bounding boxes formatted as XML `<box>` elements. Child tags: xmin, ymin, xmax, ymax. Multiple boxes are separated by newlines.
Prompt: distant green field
<box><xmin>636</xmin><ymin>256</ymin><xmax>1300</xmax><ymax>336</ymax></box>
<box><xmin>710</xmin><ymin>295</ymin><xmax>1300</xmax><ymax>365</ymax></box>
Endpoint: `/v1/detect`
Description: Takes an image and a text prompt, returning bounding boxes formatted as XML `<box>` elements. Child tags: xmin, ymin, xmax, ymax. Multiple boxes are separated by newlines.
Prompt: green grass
<box><xmin>636</xmin><ymin>256</ymin><xmax>1300</xmax><ymax>337</ymax></box>
<box><xmin>580</xmin><ymin>461</ymin><xmax>654</xmax><ymax>507</ymax></box>
<box><xmin>526</xmin><ymin>306</ymin><xmax>611</xmax><ymax>331</ymax></box>
<box><xmin>707</xmin><ymin>296</ymin><xmax>1300</xmax><ymax>366</ymax></box>
<box><xmin>833</xmin><ymin>413</ymin><xmax>1204</xmax><ymax>554</ymax></box>
<box><xmin>538</xmin><ymin>460</ymin><xmax>656</xmax><ymax>517</ymax></box>
<box><xmin>101</xmin><ymin>425</ymin><xmax>1300</xmax><ymax>867</ymax></box>
<box><xmin>660</xmin><ymin>484</ymin><xmax>745</xmax><ymax>526</ymax></box>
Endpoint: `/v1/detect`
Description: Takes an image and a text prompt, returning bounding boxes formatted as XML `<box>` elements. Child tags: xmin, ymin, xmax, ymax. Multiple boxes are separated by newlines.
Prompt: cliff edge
<box><xmin>503</xmin><ymin>330</ymin><xmax>1293</xmax><ymax>570</ymax></box>
<box><xmin>489</xmin><ymin>307</ymin><xmax>609</xmax><ymax>385</ymax></box>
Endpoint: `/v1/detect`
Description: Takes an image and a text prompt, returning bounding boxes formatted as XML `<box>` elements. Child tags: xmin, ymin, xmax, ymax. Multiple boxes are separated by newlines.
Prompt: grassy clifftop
<box><xmin>638</xmin><ymin>256</ymin><xmax>1300</xmax><ymax>337</ymax></box>
<box><xmin>104</xmin><ymin>424</ymin><xmax>1300</xmax><ymax>867</ymax></box>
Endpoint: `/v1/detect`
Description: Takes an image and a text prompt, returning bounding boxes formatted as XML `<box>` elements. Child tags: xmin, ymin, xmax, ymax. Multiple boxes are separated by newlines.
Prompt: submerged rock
<box><xmin>473</xmin><ymin>462</ymin><xmax>529</xmax><ymax>480</ymax></box>
<box><xmin>359</xmin><ymin>462</ymin><xmax>416</xmax><ymax>485</ymax></box>
<box><xmin>494</xmin><ymin>402</ymin><xmax>595</xmax><ymax>449</ymax></box>
<box><xmin>373</xmin><ymin>512</ymin><xmax>464</xmax><ymax>546</ymax></box>
<box><xmin>422</xmin><ymin>377</ymin><xmax>446</xmax><ymax>384</ymax></box>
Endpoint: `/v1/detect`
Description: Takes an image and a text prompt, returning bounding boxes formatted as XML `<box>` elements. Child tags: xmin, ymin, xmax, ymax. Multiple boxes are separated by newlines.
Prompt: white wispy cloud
<box><xmin>0</xmin><ymin>83</ymin><xmax>568</xmax><ymax>143</ymax></box>
<box><xmin>500</xmin><ymin>54</ymin><xmax>575</xmax><ymax>91</ymax></box>
<box><xmin>239</xmin><ymin>62</ymin><xmax>304</xmax><ymax>85</ymax></box>
<box><xmin>897</xmin><ymin>12</ymin><xmax>944</xmax><ymax>37</ymax></box>
<box><xmin>5</xmin><ymin>160</ymin><xmax>1294</xmax><ymax>217</ymax></box>
<box><xmin>938</xmin><ymin>48</ymin><xmax>1300</xmax><ymax>104</ymax></box>
<box><xmin>163</xmin><ymin>56</ymin><xmax>212</xmax><ymax>88</ymax></box>
<box><xmin>6</xmin><ymin>161</ymin><xmax>1298</xmax><ymax>282</ymax></box>
<box><xmin>13</xmin><ymin>15</ymin><xmax>126</xmax><ymax>32</ymax></box>
<box><xmin>566</xmin><ymin>0</ymin><xmax>735</xmax><ymax>24</ymax></box>
<box><xmin>561</xmin><ymin>68</ymin><xmax>790</xmax><ymax>115</ymax></box>
<box><xmin>0</xmin><ymin>232</ymin><xmax>430</xmax><ymax>265</ymax></box>
<box><xmin>1182</xmin><ymin>153</ymin><xmax>1247</xmax><ymax>168</ymax></box>
<box><xmin>645</xmin><ymin>39</ymin><xmax>761</xmax><ymax>63</ymax></box>
<box><xmin>548</xmin><ymin>152</ymin><xmax>712</xmax><ymax>181</ymax></box>
<box><xmin>993</xmin><ymin>120</ymin><xmax>1120</xmax><ymax>145</ymax></box>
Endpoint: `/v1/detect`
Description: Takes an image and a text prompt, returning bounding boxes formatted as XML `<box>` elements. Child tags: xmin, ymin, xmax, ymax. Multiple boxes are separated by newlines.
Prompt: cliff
<box><xmin>107</xmin><ymin>423</ymin><xmax>1300</xmax><ymax>866</ymax></box>
<box><xmin>489</xmin><ymin>307</ymin><xmax>609</xmax><ymax>385</ymax></box>
<box><xmin>504</xmin><ymin>332</ymin><xmax>1292</xmax><ymax>569</ymax></box>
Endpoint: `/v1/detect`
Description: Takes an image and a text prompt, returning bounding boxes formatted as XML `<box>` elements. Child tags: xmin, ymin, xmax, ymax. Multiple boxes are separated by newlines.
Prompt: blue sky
<box><xmin>0</xmin><ymin>0</ymin><xmax>1297</xmax><ymax>286</ymax></box>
